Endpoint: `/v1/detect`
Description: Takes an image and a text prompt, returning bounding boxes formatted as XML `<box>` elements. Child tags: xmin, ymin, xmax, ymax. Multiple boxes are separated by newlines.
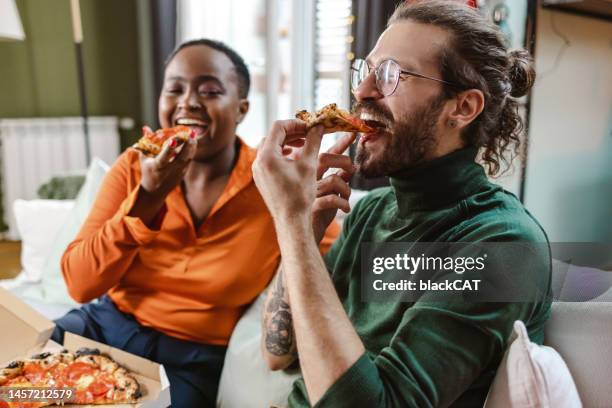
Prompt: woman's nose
<box><xmin>178</xmin><ymin>90</ymin><xmax>202</xmax><ymax>110</ymax></box>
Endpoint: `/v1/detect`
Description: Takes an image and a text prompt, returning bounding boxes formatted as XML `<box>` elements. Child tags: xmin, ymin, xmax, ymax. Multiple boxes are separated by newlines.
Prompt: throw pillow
<box><xmin>20</xmin><ymin>157</ymin><xmax>109</xmax><ymax>306</ymax></box>
<box><xmin>485</xmin><ymin>320</ymin><xmax>582</xmax><ymax>408</ymax></box>
<box><xmin>12</xmin><ymin>199</ymin><xmax>75</xmax><ymax>282</ymax></box>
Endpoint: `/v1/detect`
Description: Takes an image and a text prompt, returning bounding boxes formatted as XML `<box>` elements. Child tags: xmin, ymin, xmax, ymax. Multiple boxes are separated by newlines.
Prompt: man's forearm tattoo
<box><xmin>265</xmin><ymin>271</ymin><xmax>295</xmax><ymax>356</ymax></box>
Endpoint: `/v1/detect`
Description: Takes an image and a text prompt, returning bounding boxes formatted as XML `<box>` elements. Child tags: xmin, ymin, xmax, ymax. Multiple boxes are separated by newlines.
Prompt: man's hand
<box><xmin>255</xmin><ymin>121</ymin><xmax>365</xmax><ymax>405</ymax></box>
<box><xmin>253</xmin><ymin>120</ymin><xmax>357</xmax><ymax>243</ymax></box>
<box><xmin>252</xmin><ymin>120</ymin><xmax>325</xmax><ymax>223</ymax></box>
<box><xmin>313</xmin><ymin>133</ymin><xmax>356</xmax><ymax>243</ymax></box>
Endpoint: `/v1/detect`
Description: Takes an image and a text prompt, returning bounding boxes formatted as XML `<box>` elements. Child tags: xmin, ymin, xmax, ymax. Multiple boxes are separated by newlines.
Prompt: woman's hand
<box><xmin>139</xmin><ymin>132</ymin><xmax>197</xmax><ymax>198</ymax></box>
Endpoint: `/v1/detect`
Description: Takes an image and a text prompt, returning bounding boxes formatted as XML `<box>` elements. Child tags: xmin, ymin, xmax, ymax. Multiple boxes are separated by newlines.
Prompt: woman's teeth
<box><xmin>175</xmin><ymin>119</ymin><xmax>209</xmax><ymax>139</ymax></box>
<box><xmin>176</xmin><ymin>118</ymin><xmax>208</xmax><ymax>126</ymax></box>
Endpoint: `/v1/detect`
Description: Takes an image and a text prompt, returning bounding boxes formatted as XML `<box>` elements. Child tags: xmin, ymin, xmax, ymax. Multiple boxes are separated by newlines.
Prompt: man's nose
<box><xmin>352</xmin><ymin>71</ymin><xmax>384</xmax><ymax>102</ymax></box>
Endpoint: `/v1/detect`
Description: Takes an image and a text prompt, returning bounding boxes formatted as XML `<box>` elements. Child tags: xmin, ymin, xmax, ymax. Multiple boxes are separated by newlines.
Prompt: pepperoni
<box><xmin>87</xmin><ymin>372</ymin><xmax>114</xmax><ymax>398</ymax></box>
<box><xmin>47</xmin><ymin>365</ymin><xmax>67</xmax><ymax>387</ymax></box>
<box><xmin>66</xmin><ymin>361</ymin><xmax>95</xmax><ymax>383</ymax></box>
<box><xmin>88</xmin><ymin>377</ymin><xmax>114</xmax><ymax>397</ymax></box>
<box><xmin>73</xmin><ymin>390</ymin><xmax>94</xmax><ymax>404</ymax></box>
<box><xmin>0</xmin><ymin>400</ymin><xmax>8</xmax><ymax>408</ymax></box>
<box><xmin>23</xmin><ymin>363</ymin><xmax>46</xmax><ymax>383</ymax></box>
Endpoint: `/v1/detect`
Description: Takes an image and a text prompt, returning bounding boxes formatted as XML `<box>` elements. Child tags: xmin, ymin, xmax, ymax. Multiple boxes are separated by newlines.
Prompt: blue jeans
<box><xmin>51</xmin><ymin>296</ymin><xmax>227</xmax><ymax>408</ymax></box>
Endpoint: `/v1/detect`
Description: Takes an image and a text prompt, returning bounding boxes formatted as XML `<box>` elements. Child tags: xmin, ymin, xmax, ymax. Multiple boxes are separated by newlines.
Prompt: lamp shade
<box><xmin>0</xmin><ymin>0</ymin><xmax>25</xmax><ymax>41</ymax></box>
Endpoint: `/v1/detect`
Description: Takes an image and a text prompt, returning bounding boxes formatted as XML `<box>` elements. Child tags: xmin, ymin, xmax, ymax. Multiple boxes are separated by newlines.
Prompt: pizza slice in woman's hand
<box><xmin>295</xmin><ymin>103</ymin><xmax>375</xmax><ymax>134</ymax></box>
<box><xmin>132</xmin><ymin>125</ymin><xmax>192</xmax><ymax>157</ymax></box>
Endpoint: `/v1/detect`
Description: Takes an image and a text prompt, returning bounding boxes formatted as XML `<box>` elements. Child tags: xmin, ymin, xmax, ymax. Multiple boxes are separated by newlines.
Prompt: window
<box><xmin>314</xmin><ymin>0</ymin><xmax>353</xmax><ymax>151</ymax></box>
<box><xmin>314</xmin><ymin>0</ymin><xmax>352</xmax><ymax>110</ymax></box>
<box><xmin>177</xmin><ymin>0</ymin><xmax>269</xmax><ymax>146</ymax></box>
<box><xmin>177</xmin><ymin>0</ymin><xmax>353</xmax><ymax>149</ymax></box>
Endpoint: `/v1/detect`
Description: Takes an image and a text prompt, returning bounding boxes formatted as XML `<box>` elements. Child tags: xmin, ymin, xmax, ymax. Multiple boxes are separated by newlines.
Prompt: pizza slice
<box><xmin>0</xmin><ymin>348</ymin><xmax>141</xmax><ymax>406</ymax></box>
<box><xmin>132</xmin><ymin>125</ymin><xmax>192</xmax><ymax>157</ymax></box>
<box><xmin>295</xmin><ymin>103</ymin><xmax>375</xmax><ymax>134</ymax></box>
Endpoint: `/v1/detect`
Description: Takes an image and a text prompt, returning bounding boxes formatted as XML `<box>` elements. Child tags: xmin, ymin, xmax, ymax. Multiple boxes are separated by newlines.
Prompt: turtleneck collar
<box><xmin>389</xmin><ymin>147</ymin><xmax>489</xmax><ymax>215</ymax></box>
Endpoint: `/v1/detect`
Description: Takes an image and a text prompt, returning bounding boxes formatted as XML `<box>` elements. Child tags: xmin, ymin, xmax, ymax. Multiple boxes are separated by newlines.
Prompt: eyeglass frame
<box><xmin>350</xmin><ymin>58</ymin><xmax>463</xmax><ymax>96</ymax></box>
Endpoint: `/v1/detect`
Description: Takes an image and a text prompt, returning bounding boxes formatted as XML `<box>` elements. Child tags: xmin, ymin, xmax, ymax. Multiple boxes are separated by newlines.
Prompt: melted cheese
<box><xmin>76</xmin><ymin>374</ymin><xmax>95</xmax><ymax>390</ymax></box>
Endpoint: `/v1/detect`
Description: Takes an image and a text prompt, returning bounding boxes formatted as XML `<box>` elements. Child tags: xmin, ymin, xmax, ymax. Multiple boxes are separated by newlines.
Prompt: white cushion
<box><xmin>41</xmin><ymin>157</ymin><xmax>109</xmax><ymax>305</ymax></box>
<box><xmin>14</xmin><ymin>157</ymin><xmax>109</xmax><ymax>307</ymax></box>
<box><xmin>217</xmin><ymin>283</ymin><xmax>300</xmax><ymax>408</ymax></box>
<box><xmin>544</xmin><ymin>302</ymin><xmax>612</xmax><ymax>408</ymax></box>
<box><xmin>485</xmin><ymin>320</ymin><xmax>581</xmax><ymax>408</ymax></box>
<box><xmin>12</xmin><ymin>199</ymin><xmax>75</xmax><ymax>282</ymax></box>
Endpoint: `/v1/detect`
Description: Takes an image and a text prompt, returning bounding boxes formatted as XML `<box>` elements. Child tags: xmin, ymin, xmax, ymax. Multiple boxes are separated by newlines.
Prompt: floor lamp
<box><xmin>0</xmin><ymin>0</ymin><xmax>25</xmax><ymax>234</ymax></box>
<box><xmin>69</xmin><ymin>0</ymin><xmax>91</xmax><ymax>166</ymax></box>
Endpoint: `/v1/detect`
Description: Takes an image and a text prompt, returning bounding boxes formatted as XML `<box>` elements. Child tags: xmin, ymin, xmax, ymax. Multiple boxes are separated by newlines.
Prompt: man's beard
<box><xmin>354</xmin><ymin>93</ymin><xmax>446</xmax><ymax>178</ymax></box>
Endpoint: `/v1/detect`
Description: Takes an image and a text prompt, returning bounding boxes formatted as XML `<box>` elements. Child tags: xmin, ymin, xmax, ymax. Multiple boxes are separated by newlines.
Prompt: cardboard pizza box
<box><xmin>0</xmin><ymin>288</ymin><xmax>170</xmax><ymax>408</ymax></box>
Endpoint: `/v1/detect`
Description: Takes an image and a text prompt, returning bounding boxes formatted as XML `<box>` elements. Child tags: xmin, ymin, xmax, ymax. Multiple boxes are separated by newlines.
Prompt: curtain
<box><xmin>149</xmin><ymin>0</ymin><xmax>177</xmax><ymax>127</ymax></box>
<box><xmin>349</xmin><ymin>0</ymin><xmax>398</xmax><ymax>190</ymax></box>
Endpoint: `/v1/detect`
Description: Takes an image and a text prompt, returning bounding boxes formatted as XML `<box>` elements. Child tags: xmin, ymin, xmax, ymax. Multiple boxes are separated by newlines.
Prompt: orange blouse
<box><xmin>61</xmin><ymin>138</ymin><xmax>340</xmax><ymax>345</ymax></box>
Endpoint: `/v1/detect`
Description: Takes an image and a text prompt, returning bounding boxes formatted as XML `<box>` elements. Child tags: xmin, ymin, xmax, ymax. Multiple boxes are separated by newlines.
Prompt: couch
<box><xmin>3</xmin><ymin>158</ymin><xmax>610</xmax><ymax>407</ymax></box>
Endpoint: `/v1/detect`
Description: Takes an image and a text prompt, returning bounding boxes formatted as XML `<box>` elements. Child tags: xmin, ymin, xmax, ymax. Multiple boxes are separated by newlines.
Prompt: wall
<box><xmin>525</xmin><ymin>8</ymin><xmax>612</xmax><ymax>242</ymax></box>
<box><xmin>0</xmin><ymin>0</ymin><xmax>145</xmax><ymax>231</ymax></box>
<box><xmin>0</xmin><ymin>0</ymin><xmax>143</xmax><ymax>142</ymax></box>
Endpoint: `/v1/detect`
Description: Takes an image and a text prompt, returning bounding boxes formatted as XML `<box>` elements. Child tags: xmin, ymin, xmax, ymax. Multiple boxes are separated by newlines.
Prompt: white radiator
<box><xmin>0</xmin><ymin>116</ymin><xmax>121</xmax><ymax>240</ymax></box>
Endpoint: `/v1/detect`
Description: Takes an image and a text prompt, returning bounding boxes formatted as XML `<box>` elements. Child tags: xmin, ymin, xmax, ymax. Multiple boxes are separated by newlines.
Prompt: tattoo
<box><xmin>266</xmin><ymin>310</ymin><xmax>294</xmax><ymax>356</ymax></box>
<box><xmin>264</xmin><ymin>271</ymin><xmax>296</xmax><ymax>356</ymax></box>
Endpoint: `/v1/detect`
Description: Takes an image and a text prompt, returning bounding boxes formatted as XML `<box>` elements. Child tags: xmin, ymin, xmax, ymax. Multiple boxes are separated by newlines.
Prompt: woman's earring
<box><xmin>448</xmin><ymin>120</ymin><xmax>457</xmax><ymax>128</ymax></box>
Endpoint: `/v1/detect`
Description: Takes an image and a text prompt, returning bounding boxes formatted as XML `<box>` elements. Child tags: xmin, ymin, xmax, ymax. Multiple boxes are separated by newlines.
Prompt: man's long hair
<box><xmin>390</xmin><ymin>1</ymin><xmax>536</xmax><ymax>176</ymax></box>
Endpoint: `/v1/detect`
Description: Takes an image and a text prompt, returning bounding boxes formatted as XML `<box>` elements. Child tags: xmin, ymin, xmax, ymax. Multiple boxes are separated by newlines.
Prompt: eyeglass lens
<box><xmin>351</xmin><ymin>59</ymin><xmax>400</xmax><ymax>96</ymax></box>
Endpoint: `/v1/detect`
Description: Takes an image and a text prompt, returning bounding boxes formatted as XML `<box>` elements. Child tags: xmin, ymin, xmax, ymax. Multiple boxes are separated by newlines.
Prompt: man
<box><xmin>253</xmin><ymin>1</ymin><xmax>551</xmax><ymax>407</ymax></box>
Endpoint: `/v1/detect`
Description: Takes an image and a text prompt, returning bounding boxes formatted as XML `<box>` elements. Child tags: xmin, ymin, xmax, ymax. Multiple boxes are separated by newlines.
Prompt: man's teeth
<box><xmin>360</xmin><ymin>113</ymin><xmax>385</xmax><ymax>125</ymax></box>
<box><xmin>360</xmin><ymin>113</ymin><xmax>378</xmax><ymax>121</ymax></box>
<box><xmin>176</xmin><ymin>118</ymin><xmax>208</xmax><ymax>126</ymax></box>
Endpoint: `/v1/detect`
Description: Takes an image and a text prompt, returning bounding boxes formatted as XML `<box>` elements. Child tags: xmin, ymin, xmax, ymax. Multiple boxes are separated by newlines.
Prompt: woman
<box><xmin>52</xmin><ymin>39</ymin><xmax>339</xmax><ymax>407</ymax></box>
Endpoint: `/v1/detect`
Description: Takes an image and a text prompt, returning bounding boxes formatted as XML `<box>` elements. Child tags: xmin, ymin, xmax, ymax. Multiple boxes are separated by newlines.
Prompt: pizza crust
<box><xmin>0</xmin><ymin>360</ymin><xmax>24</xmax><ymax>384</ymax></box>
<box><xmin>113</xmin><ymin>368</ymin><xmax>141</xmax><ymax>401</ymax></box>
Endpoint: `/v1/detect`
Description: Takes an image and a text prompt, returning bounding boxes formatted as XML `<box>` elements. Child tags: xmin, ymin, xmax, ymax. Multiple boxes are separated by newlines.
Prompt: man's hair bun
<box><xmin>507</xmin><ymin>49</ymin><xmax>536</xmax><ymax>98</ymax></box>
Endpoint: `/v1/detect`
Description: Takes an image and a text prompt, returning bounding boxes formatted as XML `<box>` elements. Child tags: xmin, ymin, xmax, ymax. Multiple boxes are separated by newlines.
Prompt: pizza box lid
<box><xmin>0</xmin><ymin>288</ymin><xmax>170</xmax><ymax>407</ymax></box>
<box><xmin>0</xmin><ymin>287</ymin><xmax>55</xmax><ymax>363</ymax></box>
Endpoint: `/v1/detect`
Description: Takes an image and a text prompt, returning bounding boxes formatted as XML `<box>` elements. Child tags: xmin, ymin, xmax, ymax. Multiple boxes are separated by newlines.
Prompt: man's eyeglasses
<box><xmin>350</xmin><ymin>58</ymin><xmax>460</xmax><ymax>97</ymax></box>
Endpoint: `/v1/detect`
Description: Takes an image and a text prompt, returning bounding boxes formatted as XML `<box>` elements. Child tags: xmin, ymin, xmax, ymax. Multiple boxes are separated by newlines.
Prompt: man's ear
<box><xmin>236</xmin><ymin>99</ymin><xmax>250</xmax><ymax>124</ymax></box>
<box><xmin>447</xmin><ymin>89</ymin><xmax>484</xmax><ymax>130</ymax></box>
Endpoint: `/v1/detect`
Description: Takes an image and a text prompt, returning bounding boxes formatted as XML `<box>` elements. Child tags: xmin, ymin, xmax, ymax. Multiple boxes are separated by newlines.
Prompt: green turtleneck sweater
<box><xmin>288</xmin><ymin>147</ymin><xmax>551</xmax><ymax>408</ymax></box>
